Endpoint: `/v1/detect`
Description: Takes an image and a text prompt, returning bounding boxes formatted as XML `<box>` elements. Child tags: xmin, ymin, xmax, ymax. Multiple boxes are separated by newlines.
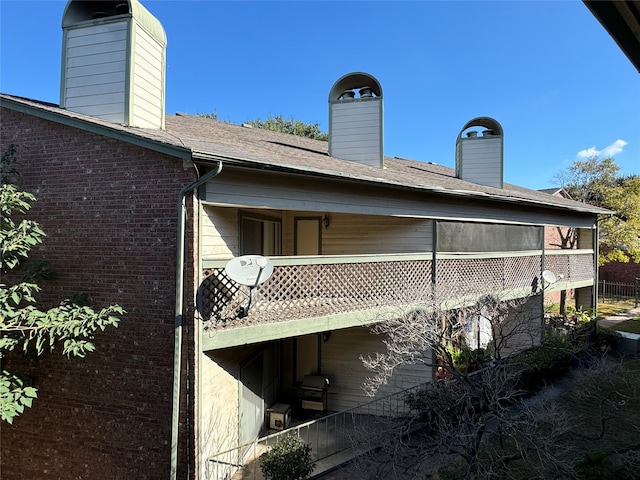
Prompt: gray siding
<box><xmin>203</xmin><ymin>168</ymin><xmax>597</xmax><ymax>229</ymax></box>
<box><xmin>62</xmin><ymin>22</ymin><xmax>128</xmax><ymax>122</ymax></box>
<box><xmin>456</xmin><ymin>136</ymin><xmax>503</xmax><ymax>188</ymax></box>
<box><xmin>329</xmin><ymin>99</ymin><xmax>382</xmax><ymax>168</ymax></box>
<box><xmin>576</xmin><ymin>286</ymin><xmax>594</xmax><ymax>311</ymax></box>
<box><xmin>322</xmin><ymin>327</ymin><xmax>432</xmax><ymax>412</ymax></box>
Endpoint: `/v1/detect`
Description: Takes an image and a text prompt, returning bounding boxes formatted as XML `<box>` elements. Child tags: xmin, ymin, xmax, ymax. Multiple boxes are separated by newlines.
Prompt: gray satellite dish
<box><xmin>225</xmin><ymin>255</ymin><xmax>274</xmax><ymax>318</ymax></box>
<box><xmin>225</xmin><ymin>255</ymin><xmax>274</xmax><ymax>286</ymax></box>
<box><xmin>542</xmin><ymin>270</ymin><xmax>558</xmax><ymax>285</ymax></box>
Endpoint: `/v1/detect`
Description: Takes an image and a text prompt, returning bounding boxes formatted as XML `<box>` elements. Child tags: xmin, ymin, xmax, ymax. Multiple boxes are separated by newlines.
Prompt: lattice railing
<box><xmin>435</xmin><ymin>255</ymin><xmax>542</xmax><ymax>301</ymax></box>
<box><xmin>199</xmin><ymin>251</ymin><xmax>594</xmax><ymax>329</ymax></box>
<box><xmin>544</xmin><ymin>251</ymin><xmax>594</xmax><ymax>283</ymax></box>
<box><xmin>199</xmin><ymin>258</ymin><xmax>434</xmax><ymax>328</ymax></box>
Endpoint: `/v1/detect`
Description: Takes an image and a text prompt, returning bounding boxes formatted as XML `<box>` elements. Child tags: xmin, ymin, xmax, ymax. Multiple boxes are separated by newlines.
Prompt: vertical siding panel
<box><xmin>132</xmin><ymin>26</ymin><xmax>164</xmax><ymax>127</ymax></box>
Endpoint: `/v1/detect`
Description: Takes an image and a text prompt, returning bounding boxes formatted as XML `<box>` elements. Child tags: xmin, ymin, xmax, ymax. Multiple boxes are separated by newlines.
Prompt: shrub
<box><xmin>509</xmin><ymin>338</ymin><xmax>576</xmax><ymax>391</ymax></box>
<box><xmin>451</xmin><ymin>346</ymin><xmax>489</xmax><ymax>372</ymax></box>
<box><xmin>593</xmin><ymin>326</ymin><xmax>622</xmax><ymax>351</ymax></box>
<box><xmin>259</xmin><ymin>434</ymin><xmax>315</xmax><ymax>480</ymax></box>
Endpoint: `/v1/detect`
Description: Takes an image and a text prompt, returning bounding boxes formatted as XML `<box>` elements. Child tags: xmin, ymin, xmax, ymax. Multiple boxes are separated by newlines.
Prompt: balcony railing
<box><xmin>206</xmin><ymin>382</ymin><xmax>424</xmax><ymax>480</ymax></box>
<box><xmin>199</xmin><ymin>250</ymin><xmax>594</xmax><ymax>329</ymax></box>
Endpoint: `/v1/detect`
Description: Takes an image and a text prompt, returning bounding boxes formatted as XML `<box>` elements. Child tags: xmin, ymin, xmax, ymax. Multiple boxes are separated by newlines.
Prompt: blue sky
<box><xmin>1</xmin><ymin>1</ymin><xmax>638</xmax><ymax>190</ymax></box>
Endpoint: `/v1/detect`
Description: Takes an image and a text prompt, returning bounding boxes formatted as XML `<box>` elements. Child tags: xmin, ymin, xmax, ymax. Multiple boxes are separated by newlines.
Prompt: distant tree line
<box><xmin>198</xmin><ymin>112</ymin><xmax>328</xmax><ymax>141</ymax></box>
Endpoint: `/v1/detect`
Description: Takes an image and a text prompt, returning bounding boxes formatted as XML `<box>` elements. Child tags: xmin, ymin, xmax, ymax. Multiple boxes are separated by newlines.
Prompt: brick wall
<box><xmin>543</xmin><ymin>226</ymin><xmax>575</xmax><ymax>305</ymax></box>
<box><xmin>1</xmin><ymin>108</ymin><xmax>197</xmax><ymax>479</ymax></box>
<box><xmin>599</xmin><ymin>260</ymin><xmax>640</xmax><ymax>284</ymax></box>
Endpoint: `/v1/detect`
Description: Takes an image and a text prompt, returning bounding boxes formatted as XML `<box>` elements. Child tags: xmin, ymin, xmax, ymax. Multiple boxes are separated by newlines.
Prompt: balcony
<box><xmin>199</xmin><ymin>250</ymin><xmax>594</xmax><ymax>349</ymax></box>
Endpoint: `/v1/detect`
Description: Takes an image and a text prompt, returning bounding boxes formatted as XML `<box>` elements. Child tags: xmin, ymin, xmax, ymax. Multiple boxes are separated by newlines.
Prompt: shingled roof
<box><xmin>0</xmin><ymin>93</ymin><xmax>611</xmax><ymax>216</ymax></box>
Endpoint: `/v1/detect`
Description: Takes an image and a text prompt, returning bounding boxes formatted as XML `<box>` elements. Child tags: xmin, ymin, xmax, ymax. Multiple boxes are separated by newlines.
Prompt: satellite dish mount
<box><xmin>224</xmin><ymin>255</ymin><xmax>274</xmax><ymax>318</ymax></box>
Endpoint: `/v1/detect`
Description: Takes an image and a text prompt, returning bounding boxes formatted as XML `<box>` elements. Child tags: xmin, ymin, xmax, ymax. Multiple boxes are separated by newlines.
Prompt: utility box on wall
<box><xmin>267</xmin><ymin>403</ymin><xmax>291</xmax><ymax>430</ymax></box>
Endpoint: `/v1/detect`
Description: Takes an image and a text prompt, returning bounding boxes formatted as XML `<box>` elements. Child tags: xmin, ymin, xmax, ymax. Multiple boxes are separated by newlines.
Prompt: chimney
<box><xmin>328</xmin><ymin>72</ymin><xmax>383</xmax><ymax>168</ymax></box>
<box><xmin>455</xmin><ymin>117</ymin><xmax>504</xmax><ymax>188</ymax></box>
<box><xmin>60</xmin><ymin>0</ymin><xmax>167</xmax><ymax>129</ymax></box>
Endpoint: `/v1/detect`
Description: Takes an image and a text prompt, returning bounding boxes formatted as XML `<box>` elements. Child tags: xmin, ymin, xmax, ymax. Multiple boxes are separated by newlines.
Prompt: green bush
<box><xmin>451</xmin><ymin>346</ymin><xmax>490</xmax><ymax>372</ymax></box>
<box><xmin>509</xmin><ymin>338</ymin><xmax>576</xmax><ymax>391</ymax></box>
<box><xmin>593</xmin><ymin>326</ymin><xmax>622</xmax><ymax>350</ymax></box>
<box><xmin>259</xmin><ymin>434</ymin><xmax>315</xmax><ymax>480</ymax></box>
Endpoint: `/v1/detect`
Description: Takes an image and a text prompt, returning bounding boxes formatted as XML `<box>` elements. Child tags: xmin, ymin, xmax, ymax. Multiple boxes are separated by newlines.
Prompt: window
<box><xmin>240</xmin><ymin>215</ymin><xmax>282</xmax><ymax>256</ymax></box>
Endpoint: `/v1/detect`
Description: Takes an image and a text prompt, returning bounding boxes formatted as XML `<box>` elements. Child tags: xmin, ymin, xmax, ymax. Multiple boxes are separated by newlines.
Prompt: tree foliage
<box><xmin>244</xmin><ymin>114</ymin><xmax>328</xmax><ymax>141</ymax></box>
<box><xmin>599</xmin><ymin>175</ymin><xmax>640</xmax><ymax>264</ymax></box>
<box><xmin>555</xmin><ymin>156</ymin><xmax>619</xmax><ymax>205</ymax></box>
<box><xmin>0</xmin><ymin>146</ymin><xmax>124</xmax><ymax>423</ymax></box>
<box><xmin>554</xmin><ymin>156</ymin><xmax>639</xmax><ymax>264</ymax></box>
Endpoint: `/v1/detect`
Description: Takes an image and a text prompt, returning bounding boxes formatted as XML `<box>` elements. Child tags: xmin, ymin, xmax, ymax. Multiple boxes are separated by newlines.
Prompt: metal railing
<box><xmin>206</xmin><ymin>382</ymin><xmax>425</xmax><ymax>480</ymax></box>
<box><xmin>599</xmin><ymin>279</ymin><xmax>640</xmax><ymax>306</ymax></box>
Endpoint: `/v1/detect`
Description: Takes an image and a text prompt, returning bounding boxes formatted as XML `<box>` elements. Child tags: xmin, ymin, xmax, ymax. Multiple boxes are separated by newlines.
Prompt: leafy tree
<box><xmin>599</xmin><ymin>175</ymin><xmax>640</xmax><ymax>264</ymax></box>
<box><xmin>554</xmin><ymin>156</ymin><xmax>619</xmax><ymax>205</ymax></box>
<box><xmin>197</xmin><ymin>111</ymin><xmax>218</xmax><ymax>121</ymax></box>
<box><xmin>0</xmin><ymin>146</ymin><xmax>124</xmax><ymax>423</ymax></box>
<box><xmin>244</xmin><ymin>114</ymin><xmax>328</xmax><ymax>141</ymax></box>
<box><xmin>554</xmin><ymin>156</ymin><xmax>639</xmax><ymax>265</ymax></box>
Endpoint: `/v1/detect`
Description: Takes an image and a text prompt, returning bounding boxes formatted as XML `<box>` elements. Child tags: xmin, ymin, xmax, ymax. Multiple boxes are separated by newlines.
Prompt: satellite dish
<box><xmin>225</xmin><ymin>255</ymin><xmax>274</xmax><ymax>318</ymax></box>
<box><xmin>542</xmin><ymin>270</ymin><xmax>558</xmax><ymax>285</ymax></box>
<box><xmin>225</xmin><ymin>255</ymin><xmax>274</xmax><ymax>286</ymax></box>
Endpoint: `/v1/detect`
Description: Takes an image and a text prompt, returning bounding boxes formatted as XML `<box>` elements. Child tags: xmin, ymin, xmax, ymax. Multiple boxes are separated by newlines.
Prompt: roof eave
<box><xmin>584</xmin><ymin>0</ymin><xmax>640</xmax><ymax>73</ymax></box>
<box><xmin>191</xmin><ymin>151</ymin><xmax>612</xmax><ymax>217</ymax></box>
<box><xmin>1</xmin><ymin>95</ymin><xmax>191</xmax><ymax>160</ymax></box>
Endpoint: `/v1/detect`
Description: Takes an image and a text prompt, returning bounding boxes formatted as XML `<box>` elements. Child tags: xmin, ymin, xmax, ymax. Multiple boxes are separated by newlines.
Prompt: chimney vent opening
<box><xmin>359</xmin><ymin>87</ymin><xmax>373</xmax><ymax>98</ymax></box>
<box><xmin>482</xmin><ymin>129</ymin><xmax>495</xmax><ymax>136</ymax></box>
<box><xmin>466</xmin><ymin>131</ymin><xmax>478</xmax><ymax>138</ymax></box>
<box><xmin>339</xmin><ymin>90</ymin><xmax>355</xmax><ymax>101</ymax></box>
<box><xmin>116</xmin><ymin>3</ymin><xmax>130</xmax><ymax>14</ymax></box>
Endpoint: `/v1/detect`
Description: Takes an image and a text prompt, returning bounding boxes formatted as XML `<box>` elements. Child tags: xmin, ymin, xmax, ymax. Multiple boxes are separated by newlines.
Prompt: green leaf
<box><xmin>24</xmin><ymin>387</ymin><xmax>37</xmax><ymax>398</ymax></box>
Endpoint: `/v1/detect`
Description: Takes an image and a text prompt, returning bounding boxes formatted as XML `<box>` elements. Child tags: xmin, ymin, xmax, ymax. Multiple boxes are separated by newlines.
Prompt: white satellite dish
<box><xmin>225</xmin><ymin>255</ymin><xmax>274</xmax><ymax>318</ymax></box>
<box><xmin>542</xmin><ymin>270</ymin><xmax>558</xmax><ymax>285</ymax></box>
<box><xmin>225</xmin><ymin>255</ymin><xmax>274</xmax><ymax>286</ymax></box>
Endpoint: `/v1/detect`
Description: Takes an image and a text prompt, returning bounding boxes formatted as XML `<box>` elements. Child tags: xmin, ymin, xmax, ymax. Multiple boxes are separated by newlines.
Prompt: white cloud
<box><xmin>577</xmin><ymin>146</ymin><xmax>599</xmax><ymax>158</ymax></box>
<box><xmin>601</xmin><ymin>139</ymin><xmax>628</xmax><ymax>157</ymax></box>
<box><xmin>577</xmin><ymin>139</ymin><xmax>627</xmax><ymax>159</ymax></box>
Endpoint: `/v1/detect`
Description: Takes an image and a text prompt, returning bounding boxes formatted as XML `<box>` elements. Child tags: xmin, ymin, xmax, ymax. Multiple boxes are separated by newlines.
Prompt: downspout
<box><xmin>593</xmin><ymin>218</ymin><xmax>600</xmax><ymax>313</ymax></box>
<box><xmin>171</xmin><ymin>161</ymin><xmax>223</xmax><ymax>480</ymax></box>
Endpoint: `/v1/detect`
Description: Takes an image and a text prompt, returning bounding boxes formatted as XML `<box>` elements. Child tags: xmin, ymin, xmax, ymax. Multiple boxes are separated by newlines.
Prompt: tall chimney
<box><xmin>455</xmin><ymin>117</ymin><xmax>504</xmax><ymax>188</ymax></box>
<box><xmin>328</xmin><ymin>72</ymin><xmax>384</xmax><ymax>169</ymax></box>
<box><xmin>60</xmin><ymin>0</ymin><xmax>167</xmax><ymax>129</ymax></box>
